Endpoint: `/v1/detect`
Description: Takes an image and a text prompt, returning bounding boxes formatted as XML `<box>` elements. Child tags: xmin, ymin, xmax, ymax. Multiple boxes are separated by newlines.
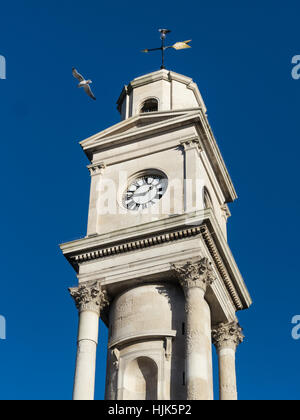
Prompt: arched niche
<box><xmin>123</xmin><ymin>356</ymin><xmax>158</xmax><ymax>400</ymax></box>
<box><xmin>140</xmin><ymin>98</ymin><xmax>159</xmax><ymax>113</ymax></box>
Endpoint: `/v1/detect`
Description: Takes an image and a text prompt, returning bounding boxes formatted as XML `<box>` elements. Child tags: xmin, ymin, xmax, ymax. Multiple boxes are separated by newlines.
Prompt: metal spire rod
<box><xmin>160</xmin><ymin>29</ymin><xmax>169</xmax><ymax>69</ymax></box>
<box><xmin>142</xmin><ymin>29</ymin><xmax>192</xmax><ymax>70</ymax></box>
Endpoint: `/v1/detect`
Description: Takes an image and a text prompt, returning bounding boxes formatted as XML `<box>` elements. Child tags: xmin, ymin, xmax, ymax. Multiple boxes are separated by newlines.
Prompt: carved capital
<box><xmin>212</xmin><ymin>321</ymin><xmax>244</xmax><ymax>351</ymax></box>
<box><xmin>221</xmin><ymin>204</ymin><xmax>231</xmax><ymax>220</ymax></box>
<box><xmin>69</xmin><ymin>281</ymin><xmax>109</xmax><ymax>315</ymax></box>
<box><xmin>172</xmin><ymin>257</ymin><xmax>216</xmax><ymax>293</ymax></box>
<box><xmin>87</xmin><ymin>162</ymin><xmax>106</xmax><ymax>176</ymax></box>
<box><xmin>180</xmin><ymin>137</ymin><xmax>202</xmax><ymax>153</ymax></box>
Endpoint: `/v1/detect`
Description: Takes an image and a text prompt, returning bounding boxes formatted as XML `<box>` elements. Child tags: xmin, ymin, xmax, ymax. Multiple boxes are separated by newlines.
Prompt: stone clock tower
<box><xmin>60</xmin><ymin>69</ymin><xmax>252</xmax><ymax>401</ymax></box>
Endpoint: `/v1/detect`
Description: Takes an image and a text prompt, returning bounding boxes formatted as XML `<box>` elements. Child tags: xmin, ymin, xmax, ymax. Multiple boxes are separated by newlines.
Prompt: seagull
<box><xmin>72</xmin><ymin>67</ymin><xmax>96</xmax><ymax>100</ymax></box>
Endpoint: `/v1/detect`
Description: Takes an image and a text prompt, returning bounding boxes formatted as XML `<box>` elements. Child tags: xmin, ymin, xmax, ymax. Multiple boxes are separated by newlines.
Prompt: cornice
<box><xmin>63</xmin><ymin>222</ymin><xmax>243</xmax><ymax>312</ymax></box>
<box><xmin>80</xmin><ymin>111</ymin><xmax>200</xmax><ymax>152</ymax></box>
<box><xmin>201</xmin><ymin>225</ymin><xmax>243</xmax><ymax>310</ymax></box>
<box><xmin>130</xmin><ymin>69</ymin><xmax>171</xmax><ymax>88</ymax></box>
<box><xmin>197</xmin><ymin>109</ymin><xmax>237</xmax><ymax>202</ymax></box>
<box><xmin>72</xmin><ymin>226</ymin><xmax>203</xmax><ymax>264</ymax></box>
<box><xmin>60</xmin><ymin>209</ymin><xmax>251</xmax><ymax>311</ymax></box>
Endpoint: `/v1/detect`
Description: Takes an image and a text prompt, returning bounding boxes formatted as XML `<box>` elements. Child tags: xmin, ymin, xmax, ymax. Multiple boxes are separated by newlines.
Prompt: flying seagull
<box><xmin>72</xmin><ymin>67</ymin><xmax>96</xmax><ymax>100</ymax></box>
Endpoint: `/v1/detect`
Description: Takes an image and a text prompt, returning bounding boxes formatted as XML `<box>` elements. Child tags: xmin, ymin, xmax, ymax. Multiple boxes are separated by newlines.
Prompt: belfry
<box><xmin>60</xmin><ymin>69</ymin><xmax>252</xmax><ymax>400</ymax></box>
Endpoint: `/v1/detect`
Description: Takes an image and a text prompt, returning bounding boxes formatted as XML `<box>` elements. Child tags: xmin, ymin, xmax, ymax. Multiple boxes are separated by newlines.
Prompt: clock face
<box><xmin>123</xmin><ymin>175</ymin><xmax>168</xmax><ymax>211</ymax></box>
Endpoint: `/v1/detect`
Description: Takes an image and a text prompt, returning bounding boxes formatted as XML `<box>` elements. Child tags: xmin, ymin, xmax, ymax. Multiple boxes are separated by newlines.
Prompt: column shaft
<box><xmin>217</xmin><ymin>345</ymin><xmax>237</xmax><ymax>400</ymax></box>
<box><xmin>69</xmin><ymin>281</ymin><xmax>108</xmax><ymax>401</ymax></box>
<box><xmin>73</xmin><ymin>310</ymin><xmax>99</xmax><ymax>401</ymax></box>
<box><xmin>172</xmin><ymin>258</ymin><xmax>216</xmax><ymax>401</ymax></box>
<box><xmin>185</xmin><ymin>287</ymin><xmax>213</xmax><ymax>400</ymax></box>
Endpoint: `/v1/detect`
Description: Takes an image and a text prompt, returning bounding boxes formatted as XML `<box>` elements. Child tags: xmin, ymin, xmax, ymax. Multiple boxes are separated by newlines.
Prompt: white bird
<box><xmin>72</xmin><ymin>67</ymin><xmax>96</xmax><ymax>100</ymax></box>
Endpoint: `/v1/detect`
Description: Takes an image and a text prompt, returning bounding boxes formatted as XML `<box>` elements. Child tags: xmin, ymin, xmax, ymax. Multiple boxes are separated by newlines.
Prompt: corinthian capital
<box><xmin>69</xmin><ymin>281</ymin><xmax>109</xmax><ymax>315</ymax></box>
<box><xmin>172</xmin><ymin>257</ymin><xmax>216</xmax><ymax>293</ymax></box>
<box><xmin>87</xmin><ymin>162</ymin><xmax>106</xmax><ymax>176</ymax></box>
<box><xmin>212</xmin><ymin>321</ymin><xmax>244</xmax><ymax>351</ymax></box>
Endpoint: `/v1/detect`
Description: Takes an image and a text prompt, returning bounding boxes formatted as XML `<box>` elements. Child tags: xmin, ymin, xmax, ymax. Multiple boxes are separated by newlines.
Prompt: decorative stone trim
<box><xmin>87</xmin><ymin>162</ymin><xmax>106</xmax><ymax>176</ymax></box>
<box><xmin>201</xmin><ymin>226</ymin><xmax>243</xmax><ymax>310</ymax></box>
<box><xmin>221</xmin><ymin>204</ymin><xmax>231</xmax><ymax>220</ymax></box>
<box><xmin>68</xmin><ymin>223</ymin><xmax>243</xmax><ymax>311</ymax></box>
<box><xmin>72</xmin><ymin>227</ymin><xmax>203</xmax><ymax>264</ymax></box>
<box><xmin>212</xmin><ymin>321</ymin><xmax>244</xmax><ymax>351</ymax></box>
<box><xmin>180</xmin><ymin>137</ymin><xmax>202</xmax><ymax>154</ymax></box>
<box><xmin>172</xmin><ymin>258</ymin><xmax>216</xmax><ymax>293</ymax></box>
<box><xmin>69</xmin><ymin>281</ymin><xmax>109</xmax><ymax>315</ymax></box>
<box><xmin>108</xmin><ymin>330</ymin><xmax>177</xmax><ymax>349</ymax></box>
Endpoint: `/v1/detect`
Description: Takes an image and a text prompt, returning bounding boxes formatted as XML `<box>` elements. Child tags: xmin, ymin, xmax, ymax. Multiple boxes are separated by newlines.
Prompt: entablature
<box><xmin>60</xmin><ymin>209</ymin><xmax>252</xmax><ymax>316</ymax></box>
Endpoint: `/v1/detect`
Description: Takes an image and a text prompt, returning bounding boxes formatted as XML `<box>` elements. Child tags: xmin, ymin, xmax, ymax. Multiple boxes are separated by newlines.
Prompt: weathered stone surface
<box><xmin>212</xmin><ymin>321</ymin><xmax>244</xmax><ymax>400</ymax></box>
<box><xmin>61</xmin><ymin>69</ymin><xmax>252</xmax><ymax>401</ymax></box>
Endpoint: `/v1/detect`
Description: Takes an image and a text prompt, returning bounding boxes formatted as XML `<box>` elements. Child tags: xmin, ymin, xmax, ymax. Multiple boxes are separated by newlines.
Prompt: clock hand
<box><xmin>133</xmin><ymin>191</ymin><xmax>152</xmax><ymax>197</ymax></box>
<box><xmin>133</xmin><ymin>186</ymin><xmax>155</xmax><ymax>197</ymax></box>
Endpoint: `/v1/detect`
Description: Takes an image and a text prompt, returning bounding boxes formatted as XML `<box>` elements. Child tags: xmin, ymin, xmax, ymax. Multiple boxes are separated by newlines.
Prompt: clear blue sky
<box><xmin>0</xmin><ymin>0</ymin><xmax>300</xmax><ymax>400</ymax></box>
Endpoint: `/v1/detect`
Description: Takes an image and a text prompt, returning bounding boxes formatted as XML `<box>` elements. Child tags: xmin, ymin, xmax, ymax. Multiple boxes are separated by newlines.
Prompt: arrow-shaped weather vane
<box><xmin>142</xmin><ymin>29</ymin><xmax>192</xmax><ymax>69</ymax></box>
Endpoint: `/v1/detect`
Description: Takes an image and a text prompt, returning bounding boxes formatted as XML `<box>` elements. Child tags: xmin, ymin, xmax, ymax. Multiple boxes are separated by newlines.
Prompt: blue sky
<box><xmin>0</xmin><ymin>0</ymin><xmax>300</xmax><ymax>400</ymax></box>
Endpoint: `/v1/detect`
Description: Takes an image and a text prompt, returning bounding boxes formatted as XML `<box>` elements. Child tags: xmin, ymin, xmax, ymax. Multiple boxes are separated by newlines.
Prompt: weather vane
<box><xmin>142</xmin><ymin>29</ymin><xmax>192</xmax><ymax>70</ymax></box>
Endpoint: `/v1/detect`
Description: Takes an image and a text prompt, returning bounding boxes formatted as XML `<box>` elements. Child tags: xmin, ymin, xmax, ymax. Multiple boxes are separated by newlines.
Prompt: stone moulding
<box><xmin>67</xmin><ymin>223</ymin><xmax>243</xmax><ymax>311</ymax></box>
<box><xmin>72</xmin><ymin>226</ymin><xmax>202</xmax><ymax>264</ymax></box>
<box><xmin>108</xmin><ymin>330</ymin><xmax>177</xmax><ymax>349</ymax></box>
<box><xmin>180</xmin><ymin>137</ymin><xmax>203</xmax><ymax>155</ymax></box>
<box><xmin>201</xmin><ymin>226</ymin><xmax>243</xmax><ymax>310</ymax></box>
<box><xmin>87</xmin><ymin>162</ymin><xmax>106</xmax><ymax>176</ymax></box>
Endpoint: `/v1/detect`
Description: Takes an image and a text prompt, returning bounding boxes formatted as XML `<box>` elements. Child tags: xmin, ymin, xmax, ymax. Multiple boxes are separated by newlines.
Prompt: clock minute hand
<box><xmin>133</xmin><ymin>186</ymin><xmax>155</xmax><ymax>197</ymax></box>
<box><xmin>133</xmin><ymin>191</ymin><xmax>151</xmax><ymax>197</ymax></box>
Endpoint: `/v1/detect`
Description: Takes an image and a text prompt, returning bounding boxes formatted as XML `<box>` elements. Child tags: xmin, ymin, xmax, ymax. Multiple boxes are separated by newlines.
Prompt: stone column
<box><xmin>173</xmin><ymin>257</ymin><xmax>216</xmax><ymax>400</ymax></box>
<box><xmin>212</xmin><ymin>321</ymin><xmax>244</xmax><ymax>401</ymax></box>
<box><xmin>69</xmin><ymin>281</ymin><xmax>109</xmax><ymax>401</ymax></box>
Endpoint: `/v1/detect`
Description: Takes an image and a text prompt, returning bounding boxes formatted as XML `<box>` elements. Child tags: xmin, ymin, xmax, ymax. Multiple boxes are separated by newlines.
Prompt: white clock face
<box><xmin>123</xmin><ymin>175</ymin><xmax>168</xmax><ymax>211</ymax></box>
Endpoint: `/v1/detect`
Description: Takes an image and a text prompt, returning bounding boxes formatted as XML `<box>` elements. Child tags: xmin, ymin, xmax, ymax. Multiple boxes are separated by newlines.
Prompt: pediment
<box><xmin>80</xmin><ymin>110</ymin><xmax>198</xmax><ymax>147</ymax></box>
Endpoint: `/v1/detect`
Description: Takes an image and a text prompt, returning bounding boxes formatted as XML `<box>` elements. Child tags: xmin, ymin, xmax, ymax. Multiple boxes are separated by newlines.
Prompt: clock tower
<box><xmin>60</xmin><ymin>69</ymin><xmax>252</xmax><ymax>401</ymax></box>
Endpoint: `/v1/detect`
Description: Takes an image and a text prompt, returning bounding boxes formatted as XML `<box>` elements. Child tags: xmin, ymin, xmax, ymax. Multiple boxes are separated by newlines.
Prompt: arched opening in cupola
<box><xmin>140</xmin><ymin>98</ymin><xmax>159</xmax><ymax>113</ymax></box>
